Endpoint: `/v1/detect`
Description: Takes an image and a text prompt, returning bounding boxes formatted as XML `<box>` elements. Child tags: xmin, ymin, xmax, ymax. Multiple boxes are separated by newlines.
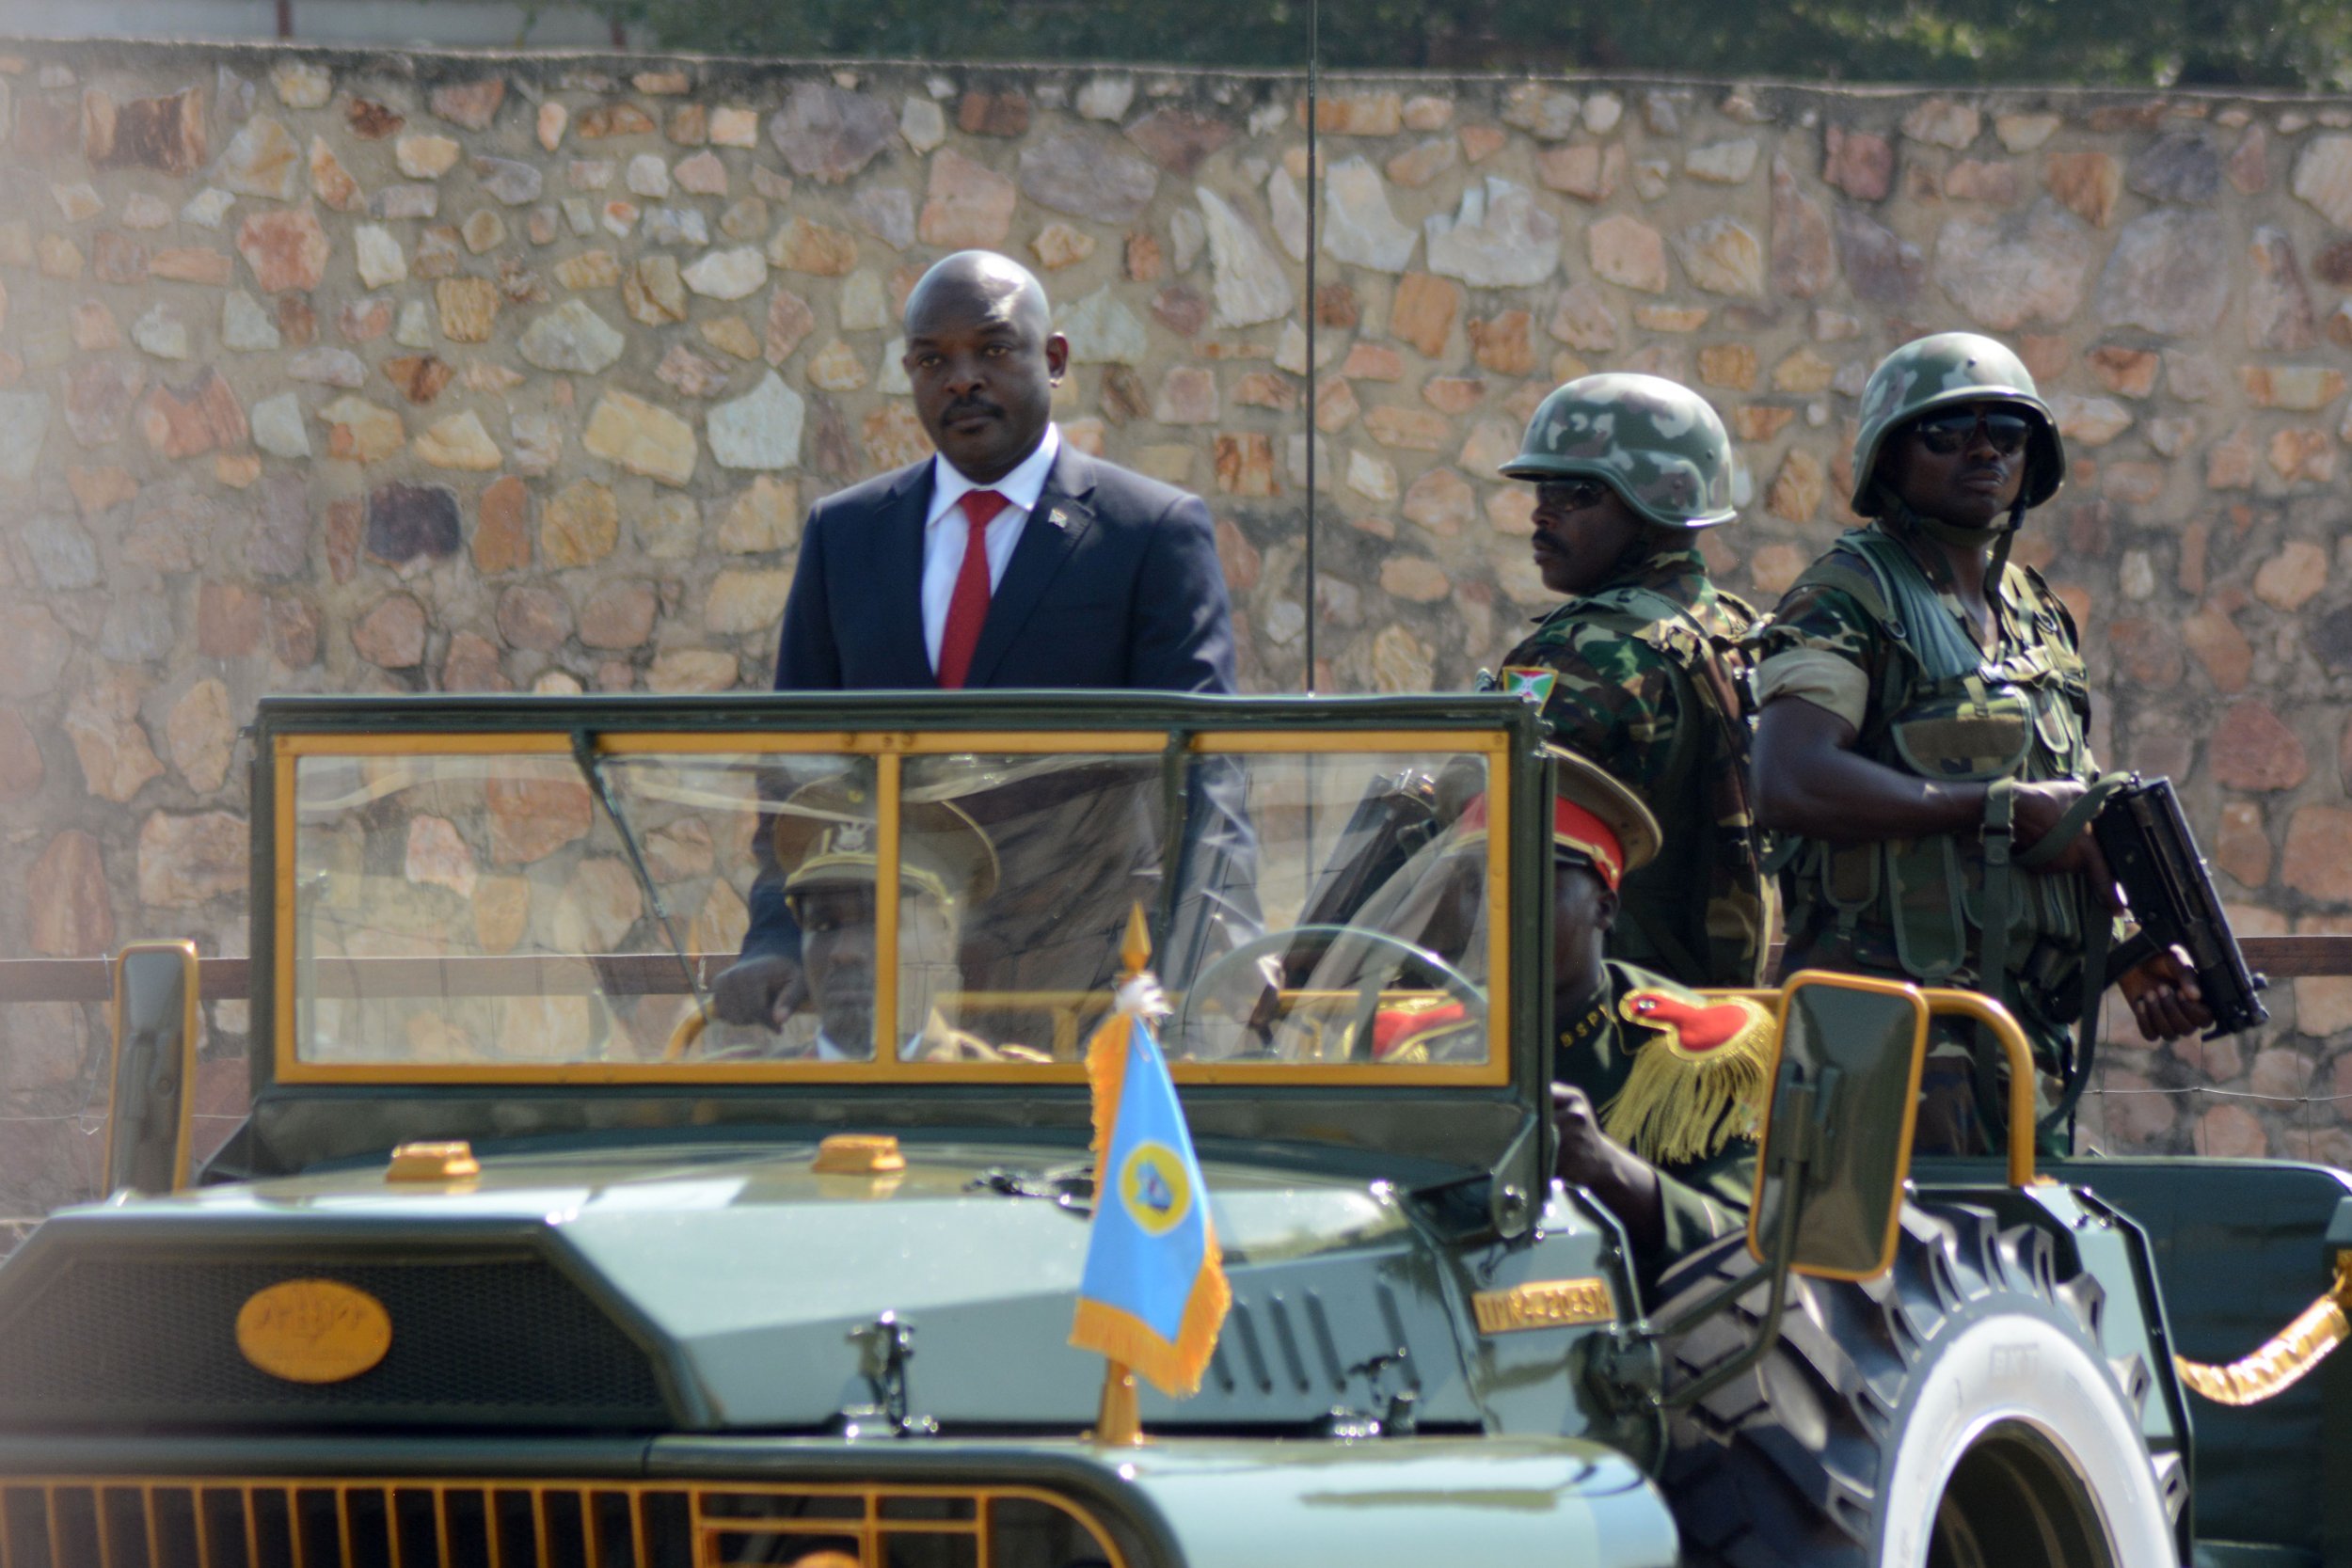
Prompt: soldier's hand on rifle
<box><xmin>710</xmin><ymin>953</ymin><xmax>806</xmax><ymax>1027</ymax></box>
<box><xmin>2010</xmin><ymin>780</ymin><xmax>2117</xmax><ymax>898</ymax></box>
<box><xmin>2118</xmin><ymin>947</ymin><xmax>2212</xmax><ymax>1041</ymax></box>
<box><xmin>1552</xmin><ymin>1083</ymin><xmax>1665</xmax><ymax>1255</ymax></box>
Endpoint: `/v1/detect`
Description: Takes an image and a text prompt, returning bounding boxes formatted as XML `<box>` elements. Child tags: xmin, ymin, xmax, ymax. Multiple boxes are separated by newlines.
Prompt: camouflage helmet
<box><xmin>1851</xmin><ymin>331</ymin><xmax>2065</xmax><ymax>516</ymax></box>
<box><xmin>1498</xmin><ymin>372</ymin><xmax>1740</xmax><ymax>530</ymax></box>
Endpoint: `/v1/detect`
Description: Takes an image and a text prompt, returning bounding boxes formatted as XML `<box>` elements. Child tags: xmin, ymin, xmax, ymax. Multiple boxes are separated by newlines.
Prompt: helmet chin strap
<box><xmin>1870</xmin><ymin>480</ymin><xmax>2026</xmax><ymax>547</ymax></box>
<box><xmin>1872</xmin><ymin>482</ymin><xmax>2030</xmax><ymax>592</ymax></box>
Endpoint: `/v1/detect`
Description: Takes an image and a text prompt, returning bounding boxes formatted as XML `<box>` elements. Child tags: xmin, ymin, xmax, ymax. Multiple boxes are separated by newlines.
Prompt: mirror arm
<box><xmin>1653</xmin><ymin>1145</ymin><xmax>1807</xmax><ymax>1409</ymax></box>
<box><xmin>1649</xmin><ymin>1077</ymin><xmax>1816</xmax><ymax>1405</ymax></box>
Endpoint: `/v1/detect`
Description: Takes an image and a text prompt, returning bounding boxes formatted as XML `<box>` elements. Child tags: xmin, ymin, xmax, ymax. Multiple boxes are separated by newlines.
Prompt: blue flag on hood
<box><xmin>1069</xmin><ymin>1001</ymin><xmax>1229</xmax><ymax>1397</ymax></box>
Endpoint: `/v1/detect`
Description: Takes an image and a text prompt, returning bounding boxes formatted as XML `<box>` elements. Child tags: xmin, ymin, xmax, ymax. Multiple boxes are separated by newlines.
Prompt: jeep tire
<box><xmin>1651</xmin><ymin>1201</ymin><xmax>2185</xmax><ymax>1568</ymax></box>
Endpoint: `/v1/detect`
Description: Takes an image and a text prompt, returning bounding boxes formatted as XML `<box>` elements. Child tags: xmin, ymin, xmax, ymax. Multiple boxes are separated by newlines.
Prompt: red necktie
<box><xmin>936</xmin><ymin>489</ymin><xmax>1009</xmax><ymax>689</ymax></box>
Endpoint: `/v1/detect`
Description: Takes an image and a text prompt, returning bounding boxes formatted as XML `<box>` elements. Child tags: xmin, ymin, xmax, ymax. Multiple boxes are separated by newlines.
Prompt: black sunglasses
<box><xmin>1911</xmin><ymin>409</ymin><xmax>2033</xmax><ymax>456</ymax></box>
<box><xmin>1534</xmin><ymin>478</ymin><xmax>1616</xmax><ymax>513</ymax></box>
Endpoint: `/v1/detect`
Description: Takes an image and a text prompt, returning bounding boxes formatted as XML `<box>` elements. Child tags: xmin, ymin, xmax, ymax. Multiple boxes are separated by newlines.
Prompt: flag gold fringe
<box><xmin>1602</xmin><ymin>1016</ymin><xmax>1773</xmax><ymax>1165</ymax></box>
<box><xmin>1071</xmin><ymin>1255</ymin><xmax>1232</xmax><ymax>1398</ymax></box>
<box><xmin>1083</xmin><ymin>1010</ymin><xmax>1132</xmax><ymax>1177</ymax></box>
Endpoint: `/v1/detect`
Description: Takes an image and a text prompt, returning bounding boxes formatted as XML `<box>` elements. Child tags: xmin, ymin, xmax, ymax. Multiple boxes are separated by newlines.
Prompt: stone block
<box><xmin>1196</xmin><ymin>190</ymin><xmax>1292</xmax><ymax>328</ymax></box>
<box><xmin>351</xmin><ymin>594</ymin><xmax>427</xmax><ymax>669</ymax></box>
<box><xmin>582</xmin><ymin>393</ymin><xmax>701</xmax><ymax>486</ymax></box>
<box><xmin>769</xmin><ymin>215</ymin><xmax>858</xmax><ymax>276</ymax></box>
<box><xmin>28</xmin><ymin>829</ymin><xmax>112</xmax><ymax>956</ymax></box>
<box><xmin>2291</xmin><ymin>135</ymin><xmax>2352</xmax><ymax>229</ymax></box>
<box><xmin>531</xmin><ymin>479</ymin><xmax>614</xmax><ymax>568</ymax></box>
<box><xmin>496</xmin><ymin>583</ymin><xmax>570</xmax><ymax>651</ymax></box>
<box><xmin>1587</xmin><ymin>214</ymin><xmax>1667</xmax><ymax>294</ymax></box>
<box><xmin>2210</xmin><ymin>700</ymin><xmax>2309</xmax><ymax>791</ymax></box>
<box><xmin>85</xmin><ymin>86</ymin><xmax>206</xmax><ymax>174</ymax></box>
<box><xmin>2094</xmin><ymin>211</ymin><xmax>2230</xmax><ymax>336</ymax></box>
<box><xmin>1822</xmin><ymin>124</ymin><xmax>1892</xmax><ymax>201</ymax></box>
<box><xmin>364</xmin><ymin>480</ymin><xmax>461</xmax><ymax>566</ymax></box>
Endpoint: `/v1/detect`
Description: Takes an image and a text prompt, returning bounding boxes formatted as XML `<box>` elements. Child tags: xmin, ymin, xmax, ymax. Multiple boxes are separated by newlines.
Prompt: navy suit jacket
<box><xmin>771</xmin><ymin>441</ymin><xmax>1236</xmax><ymax>693</ymax></box>
<box><xmin>744</xmin><ymin>442</ymin><xmax>1239</xmax><ymax>964</ymax></box>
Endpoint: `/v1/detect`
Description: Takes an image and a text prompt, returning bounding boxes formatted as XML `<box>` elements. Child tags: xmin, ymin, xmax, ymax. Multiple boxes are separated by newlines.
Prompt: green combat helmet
<box><xmin>1851</xmin><ymin>331</ymin><xmax>2065</xmax><ymax>516</ymax></box>
<box><xmin>1499</xmin><ymin>372</ymin><xmax>1740</xmax><ymax>529</ymax></box>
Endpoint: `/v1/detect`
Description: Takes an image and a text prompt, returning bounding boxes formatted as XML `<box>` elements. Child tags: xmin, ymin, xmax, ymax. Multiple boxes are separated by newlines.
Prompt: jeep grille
<box><xmin>0</xmin><ymin>1256</ymin><xmax>671</xmax><ymax>1431</ymax></box>
<box><xmin>0</xmin><ymin>1480</ymin><xmax>1127</xmax><ymax>1568</ymax></box>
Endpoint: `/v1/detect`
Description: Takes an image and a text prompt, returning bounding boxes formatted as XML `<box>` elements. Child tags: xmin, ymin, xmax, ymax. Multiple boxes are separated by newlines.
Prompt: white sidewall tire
<box><xmin>1876</xmin><ymin>1313</ymin><xmax>2179</xmax><ymax>1568</ymax></box>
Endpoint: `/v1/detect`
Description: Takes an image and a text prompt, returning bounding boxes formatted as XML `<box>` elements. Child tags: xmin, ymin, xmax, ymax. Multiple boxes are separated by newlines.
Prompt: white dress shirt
<box><xmin>919</xmin><ymin>424</ymin><xmax>1062</xmax><ymax>673</ymax></box>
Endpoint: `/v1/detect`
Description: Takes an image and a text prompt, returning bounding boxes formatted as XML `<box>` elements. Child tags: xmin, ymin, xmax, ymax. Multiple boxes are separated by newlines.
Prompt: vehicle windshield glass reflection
<box><xmin>285</xmin><ymin>736</ymin><xmax>1496</xmax><ymax>1074</ymax></box>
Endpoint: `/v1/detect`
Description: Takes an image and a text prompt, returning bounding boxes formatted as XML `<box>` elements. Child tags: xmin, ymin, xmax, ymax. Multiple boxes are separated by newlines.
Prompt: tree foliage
<box><xmin>594</xmin><ymin>0</ymin><xmax>2352</xmax><ymax>89</ymax></box>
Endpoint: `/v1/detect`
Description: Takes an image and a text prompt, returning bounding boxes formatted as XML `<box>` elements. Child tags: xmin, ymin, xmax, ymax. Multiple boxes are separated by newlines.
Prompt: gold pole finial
<box><xmin>1091</xmin><ymin>1359</ymin><xmax>1144</xmax><ymax>1447</ymax></box>
<box><xmin>1120</xmin><ymin>902</ymin><xmax>1152</xmax><ymax>979</ymax></box>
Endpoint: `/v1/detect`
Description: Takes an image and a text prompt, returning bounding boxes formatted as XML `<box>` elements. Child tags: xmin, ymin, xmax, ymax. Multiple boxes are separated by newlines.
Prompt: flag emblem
<box><xmin>1120</xmin><ymin>1142</ymin><xmax>1192</xmax><ymax>1237</ymax></box>
<box><xmin>1499</xmin><ymin>665</ymin><xmax>1558</xmax><ymax>705</ymax></box>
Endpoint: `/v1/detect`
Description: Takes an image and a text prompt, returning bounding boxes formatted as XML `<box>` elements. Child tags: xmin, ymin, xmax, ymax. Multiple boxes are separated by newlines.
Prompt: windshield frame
<box><xmin>254</xmin><ymin>694</ymin><xmax>1542</xmax><ymax>1094</ymax></box>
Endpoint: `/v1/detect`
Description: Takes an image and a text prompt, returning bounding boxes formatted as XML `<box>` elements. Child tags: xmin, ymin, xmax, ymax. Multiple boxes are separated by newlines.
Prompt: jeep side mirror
<box><xmin>104</xmin><ymin>941</ymin><xmax>201</xmax><ymax>1195</ymax></box>
<box><xmin>1747</xmin><ymin>971</ymin><xmax>1931</xmax><ymax>1282</ymax></box>
<box><xmin>1657</xmin><ymin>971</ymin><xmax>1928</xmax><ymax>1409</ymax></box>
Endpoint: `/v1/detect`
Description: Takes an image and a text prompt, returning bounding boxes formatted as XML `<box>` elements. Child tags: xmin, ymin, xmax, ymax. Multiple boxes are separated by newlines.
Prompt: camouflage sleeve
<box><xmin>1752</xmin><ymin>582</ymin><xmax>1883</xmax><ymax>732</ymax></box>
<box><xmin>1511</xmin><ymin>626</ymin><xmax>1687</xmax><ymax>801</ymax></box>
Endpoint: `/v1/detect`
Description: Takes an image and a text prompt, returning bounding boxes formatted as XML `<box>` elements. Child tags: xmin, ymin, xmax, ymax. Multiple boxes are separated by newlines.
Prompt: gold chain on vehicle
<box><xmin>2173</xmin><ymin>1251</ymin><xmax>2352</xmax><ymax>1406</ymax></box>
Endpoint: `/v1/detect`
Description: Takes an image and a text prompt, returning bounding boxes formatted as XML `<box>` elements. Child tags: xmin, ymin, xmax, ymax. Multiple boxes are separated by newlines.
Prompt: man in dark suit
<box><xmin>772</xmin><ymin>249</ymin><xmax>1235</xmax><ymax>694</ymax></box>
<box><xmin>713</xmin><ymin>251</ymin><xmax>1241</xmax><ymax>1027</ymax></box>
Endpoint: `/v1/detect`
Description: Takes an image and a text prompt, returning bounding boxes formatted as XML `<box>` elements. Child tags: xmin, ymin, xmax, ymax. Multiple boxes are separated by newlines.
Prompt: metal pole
<box><xmin>1301</xmin><ymin>0</ymin><xmax>1320</xmax><ymax>694</ymax></box>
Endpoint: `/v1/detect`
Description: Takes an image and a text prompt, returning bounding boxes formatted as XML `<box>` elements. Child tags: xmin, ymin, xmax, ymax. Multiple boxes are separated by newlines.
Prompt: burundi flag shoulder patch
<box><xmin>1499</xmin><ymin>666</ymin><xmax>1558</xmax><ymax>706</ymax></box>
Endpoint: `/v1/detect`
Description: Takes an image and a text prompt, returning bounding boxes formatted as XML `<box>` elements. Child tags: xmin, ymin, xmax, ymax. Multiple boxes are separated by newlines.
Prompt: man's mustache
<box><xmin>943</xmin><ymin>397</ymin><xmax>1001</xmax><ymax>421</ymax></box>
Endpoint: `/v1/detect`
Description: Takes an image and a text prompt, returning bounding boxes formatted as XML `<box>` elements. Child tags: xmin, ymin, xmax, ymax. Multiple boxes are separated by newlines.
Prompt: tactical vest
<box><xmin>1561</xmin><ymin>583</ymin><xmax>1771</xmax><ymax>989</ymax></box>
<box><xmin>1780</xmin><ymin>529</ymin><xmax>2094</xmax><ymax>1002</ymax></box>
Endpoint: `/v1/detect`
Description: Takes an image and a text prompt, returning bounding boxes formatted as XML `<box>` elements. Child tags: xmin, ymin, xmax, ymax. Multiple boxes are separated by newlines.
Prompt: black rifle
<box><xmin>2094</xmin><ymin>774</ymin><xmax>2269</xmax><ymax>1038</ymax></box>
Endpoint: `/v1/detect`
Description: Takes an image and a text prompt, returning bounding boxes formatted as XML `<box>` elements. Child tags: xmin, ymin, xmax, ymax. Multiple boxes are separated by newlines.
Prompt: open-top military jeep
<box><xmin>3</xmin><ymin>691</ymin><xmax>2348</xmax><ymax>1568</ymax></box>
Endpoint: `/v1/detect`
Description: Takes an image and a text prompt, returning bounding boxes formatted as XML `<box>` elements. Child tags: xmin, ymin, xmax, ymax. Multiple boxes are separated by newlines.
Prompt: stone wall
<box><xmin>4</xmin><ymin>40</ymin><xmax>2352</xmax><ymax>1216</ymax></box>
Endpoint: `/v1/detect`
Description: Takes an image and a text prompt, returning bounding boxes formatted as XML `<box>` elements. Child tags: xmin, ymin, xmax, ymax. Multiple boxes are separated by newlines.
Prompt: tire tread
<box><xmin>1653</xmin><ymin>1201</ymin><xmax>2151</xmax><ymax>1568</ymax></box>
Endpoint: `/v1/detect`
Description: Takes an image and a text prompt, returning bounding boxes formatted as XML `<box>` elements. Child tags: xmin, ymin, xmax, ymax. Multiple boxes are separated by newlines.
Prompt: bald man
<box><xmin>769</xmin><ymin>249</ymin><xmax>1235</xmax><ymax>694</ymax></box>
<box><xmin>719</xmin><ymin>251</ymin><xmax>1242</xmax><ymax>1026</ymax></box>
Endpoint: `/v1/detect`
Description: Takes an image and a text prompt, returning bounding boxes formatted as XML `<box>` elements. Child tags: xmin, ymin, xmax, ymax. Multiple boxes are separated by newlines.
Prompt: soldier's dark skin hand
<box><xmin>1552</xmin><ymin>1083</ymin><xmax>1666</xmax><ymax>1255</ymax></box>
<box><xmin>2119</xmin><ymin>948</ymin><xmax>2210</xmax><ymax>1041</ymax></box>
<box><xmin>1756</xmin><ymin>704</ymin><xmax>2113</xmax><ymax>890</ymax></box>
<box><xmin>709</xmin><ymin>953</ymin><xmax>804</xmax><ymax>1026</ymax></box>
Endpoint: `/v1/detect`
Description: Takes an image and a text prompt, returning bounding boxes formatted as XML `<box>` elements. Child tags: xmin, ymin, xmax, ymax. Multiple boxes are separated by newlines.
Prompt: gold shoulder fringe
<box><xmin>1601</xmin><ymin>990</ymin><xmax>1774</xmax><ymax>1165</ymax></box>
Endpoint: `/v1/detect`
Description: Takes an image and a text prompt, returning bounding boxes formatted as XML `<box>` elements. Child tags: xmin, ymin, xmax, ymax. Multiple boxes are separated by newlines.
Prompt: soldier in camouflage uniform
<box><xmin>1488</xmin><ymin>372</ymin><xmax>1770</xmax><ymax>989</ymax></box>
<box><xmin>1751</xmin><ymin>333</ymin><xmax>2206</xmax><ymax>1154</ymax></box>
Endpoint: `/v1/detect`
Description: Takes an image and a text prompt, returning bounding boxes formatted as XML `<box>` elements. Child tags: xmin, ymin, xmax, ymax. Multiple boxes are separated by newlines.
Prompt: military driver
<box><xmin>1542</xmin><ymin>749</ymin><xmax>1767</xmax><ymax>1284</ymax></box>
<box><xmin>1489</xmin><ymin>373</ymin><xmax>1770</xmax><ymax>990</ymax></box>
<box><xmin>758</xmin><ymin>778</ymin><xmax>1031</xmax><ymax>1062</ymax></box>
<box><xmin>1751</xmin><ymin>332</ymin><xmax>2206</xmax><ymax>1153</ymax></box>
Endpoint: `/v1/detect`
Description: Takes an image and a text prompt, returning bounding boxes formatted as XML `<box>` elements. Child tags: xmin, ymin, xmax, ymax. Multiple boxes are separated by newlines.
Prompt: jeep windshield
<box><xmin>266</xmin><ymin>697</ymin><xmax>1523</xmax><ymax>1087</ymax></box>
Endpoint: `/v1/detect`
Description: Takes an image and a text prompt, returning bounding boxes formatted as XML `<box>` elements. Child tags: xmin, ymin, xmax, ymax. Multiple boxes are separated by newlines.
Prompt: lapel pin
<box><xmin>1046</xmin><ymin>507</ymin><xmax>1071</xmax><ymax>531</ymax></box>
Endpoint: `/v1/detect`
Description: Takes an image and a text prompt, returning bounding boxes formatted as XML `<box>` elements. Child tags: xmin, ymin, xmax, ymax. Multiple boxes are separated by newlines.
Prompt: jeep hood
<box><xmin>0</xmin><ymin>1141</ymin><xmax>1489</xmax><ymax>1433</ymax></box>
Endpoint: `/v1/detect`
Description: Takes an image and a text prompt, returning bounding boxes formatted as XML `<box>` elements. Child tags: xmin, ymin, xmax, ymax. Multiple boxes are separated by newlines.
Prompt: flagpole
<box><xmin>1302</xmin><ymin>0</ymin><xmax>1321</xmax><ymax>695</ymax></box>
<box><xmin>1093</xmin><ymin>1360</ymin><xmax>1143</xmax><ymax>1448</ymax></box>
